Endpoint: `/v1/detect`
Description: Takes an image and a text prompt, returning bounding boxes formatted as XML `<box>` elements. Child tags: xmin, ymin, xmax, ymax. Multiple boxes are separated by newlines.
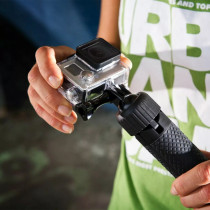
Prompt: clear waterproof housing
<box><xmin>58</xmin><ymin>38</ymin><xmax>130</xmax><ymax>106</ymax></box>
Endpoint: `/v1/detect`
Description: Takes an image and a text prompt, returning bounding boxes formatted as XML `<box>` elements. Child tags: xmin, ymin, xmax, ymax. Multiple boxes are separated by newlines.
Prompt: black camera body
<box><xmin>58</xmin><ymin>38</ymin><xmax>129</xmax><ymax>108</ymax></box>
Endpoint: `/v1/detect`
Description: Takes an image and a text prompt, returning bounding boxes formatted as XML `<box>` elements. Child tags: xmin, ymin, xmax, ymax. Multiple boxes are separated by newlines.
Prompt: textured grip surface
<box><xmin>144</xmin><ymin>122</ymin><xmax>207</xmax><ymax>177</ymax></box>
<box><xmin>117</xmin><ymin>91</ymin><xmax>207</xmax><ymax>177</ymax></box>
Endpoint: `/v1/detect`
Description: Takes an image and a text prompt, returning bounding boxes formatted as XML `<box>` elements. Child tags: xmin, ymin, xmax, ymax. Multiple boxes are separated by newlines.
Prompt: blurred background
<box><xmin>0</xmin><ymin>0</ymin><xmax>121</xmax><ymax>209</ymax></box>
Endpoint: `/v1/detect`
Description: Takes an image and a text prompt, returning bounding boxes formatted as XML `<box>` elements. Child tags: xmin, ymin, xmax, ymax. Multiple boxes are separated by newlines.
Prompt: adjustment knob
<box><xmin>117</xmin><ymin>92</ymin><xmax>161</xmax><ymax>136</ymax></box>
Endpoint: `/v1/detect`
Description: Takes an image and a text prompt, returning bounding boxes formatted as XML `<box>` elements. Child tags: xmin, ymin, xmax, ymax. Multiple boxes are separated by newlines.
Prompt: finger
<box><xmin>179</xmin><ymin>185</ymin><xmax>210</xmax><ymax>209</ymax></box>
<box><xmin>28</xmin><ymin>65</ymin><xmax>72</xmax><ymax>116</ymax></box>
<box><xmin>195</xmin><ymin>204</ymin><xmax>210</xmax><ymax>210</ymax></box>
<box><xmin>171</xmin><ymin>160</ymin><xmax>210</xmax><ymax>196</ymax></box>
<box><xmin>201</xmin><ymin>150</ymin><xmax>210</xmax><ymax>159</ymax></box>
<box><xmin>35</xmin><ymin>46</ymin><xmax>75</xmax><ymax>88</ymax></box>
<box><xmin>28</xmin><ymin>85</ymin><xmax>77</xmax><ymax>125</ymax></box>
<box><xmin>121</xmin><ymin>53</ymin><xmax>132</xmax><ymax>69</ymax></box>
<box><xmin>29</xmin><ymin>94</ymin><xmax>74</xmax><ymax>134</ymax></box>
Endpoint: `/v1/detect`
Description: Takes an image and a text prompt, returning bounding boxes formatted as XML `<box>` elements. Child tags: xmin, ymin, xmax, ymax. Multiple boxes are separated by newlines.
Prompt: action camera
<box><xmin>58</xmin><ymin>38</ymin><xmax>129</xmax><ymax>107</ymax></box>
<box><xmin>57</xmin><ymin>39</ymin><xmax>207</xmax><ymax>178</ymax></box>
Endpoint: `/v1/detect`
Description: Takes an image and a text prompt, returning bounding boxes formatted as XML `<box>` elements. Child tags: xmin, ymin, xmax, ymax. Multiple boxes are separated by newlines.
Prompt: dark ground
<box><xmin>0</xmin><ymin>16</ymin><xmax>121</xmax><ymax>210</ymax></box>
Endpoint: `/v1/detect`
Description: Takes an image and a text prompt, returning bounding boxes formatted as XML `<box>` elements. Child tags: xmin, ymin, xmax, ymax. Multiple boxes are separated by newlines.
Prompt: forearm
<box><xmin>97</xmin><ymin>0</ymin><xmax>121</xmax><ymax>49</ymax></box>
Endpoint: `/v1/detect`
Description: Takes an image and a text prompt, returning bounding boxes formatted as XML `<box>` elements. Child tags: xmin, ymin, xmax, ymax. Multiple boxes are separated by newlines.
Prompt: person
<box><xmin>27</xmin><ymin>0</ymin><xmax>210</xmax><ymax>209</ymax></box>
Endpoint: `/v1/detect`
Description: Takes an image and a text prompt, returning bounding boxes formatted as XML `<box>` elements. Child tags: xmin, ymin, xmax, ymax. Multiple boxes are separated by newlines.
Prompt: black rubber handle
<box><xmin>117</xmin><ymin>92</ymin><xmax>207</xmax><ymax>178</ymax></box>
<box><xmin>136</xmin><ymin>117</ymin><xmax>207</xmax><ymax>177</ymax></box>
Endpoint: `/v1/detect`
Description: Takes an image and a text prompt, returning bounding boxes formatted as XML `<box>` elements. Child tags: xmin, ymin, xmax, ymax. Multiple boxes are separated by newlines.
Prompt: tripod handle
<box><xmin>117</xmin><ymin>92</ymin><xmax>207</xmax><ymax>178</ymax></box>
<box><xmin>136</xmin><ymin>113</ymin><xmax>207</xmax><ymax>178</ymax></box>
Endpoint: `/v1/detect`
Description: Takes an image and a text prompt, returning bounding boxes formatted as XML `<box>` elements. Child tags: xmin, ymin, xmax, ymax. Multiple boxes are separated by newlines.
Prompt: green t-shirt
<box><xmin>109</xmin><ymin>0</ymin><xmax>210</xmax><ymax>209</ymax></box>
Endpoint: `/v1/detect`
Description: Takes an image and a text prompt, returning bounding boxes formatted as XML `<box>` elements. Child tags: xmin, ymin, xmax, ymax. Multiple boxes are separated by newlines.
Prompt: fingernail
<box><xmin>64</xmin><ymin>115</ymin><xmax>75</xmax><ymax>123</ymax></box>
<box><xmin>58</xmin><ymin>105</ymin><xmax>71</xmax><ymax>116</ymax></box>
<box><xmin>49</xmin><ymin>76</ymin><xmax>61</xmax><ymax>88</ymax></box>
<box><xmin>170</xmin><ymin>187</ymin><xmax>178</xmax><ymax>195</ymax></box>
<box><xmin>62</xmin><ymin>124</ymin><xmax>72</xmax><ymax>133</ymax></box>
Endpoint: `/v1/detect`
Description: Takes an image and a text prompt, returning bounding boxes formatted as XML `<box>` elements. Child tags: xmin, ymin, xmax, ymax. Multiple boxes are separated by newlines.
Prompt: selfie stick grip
<box><xmin>138</xmin><ymin>119</ymin><xmax>206</xmax><ymax>178</ymax></box>
<box><xmin>117</xmin><ymin>92</ymin><xmax>207</xmax><ymax>178</ymax></box>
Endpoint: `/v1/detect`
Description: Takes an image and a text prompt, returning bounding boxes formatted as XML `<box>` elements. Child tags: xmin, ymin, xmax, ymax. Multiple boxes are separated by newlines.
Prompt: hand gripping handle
<box><xmin>117</xmin><ymin>92</ymin><xmax>207</xmax><ymax>177</ymax></box>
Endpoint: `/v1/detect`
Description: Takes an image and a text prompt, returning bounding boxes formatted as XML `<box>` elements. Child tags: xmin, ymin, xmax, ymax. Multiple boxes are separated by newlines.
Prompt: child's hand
<box><xmin>28</xmin><ymin>46</ymin><xmax>77</xmax><ymax>134</ymax></box>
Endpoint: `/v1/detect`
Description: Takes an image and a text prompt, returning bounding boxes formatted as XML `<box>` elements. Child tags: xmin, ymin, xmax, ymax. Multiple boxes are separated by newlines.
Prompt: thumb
<box><xmin>35</xmin><ymin>46</ymin><xmax>75</xmax><ymax>89</ymax></box>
